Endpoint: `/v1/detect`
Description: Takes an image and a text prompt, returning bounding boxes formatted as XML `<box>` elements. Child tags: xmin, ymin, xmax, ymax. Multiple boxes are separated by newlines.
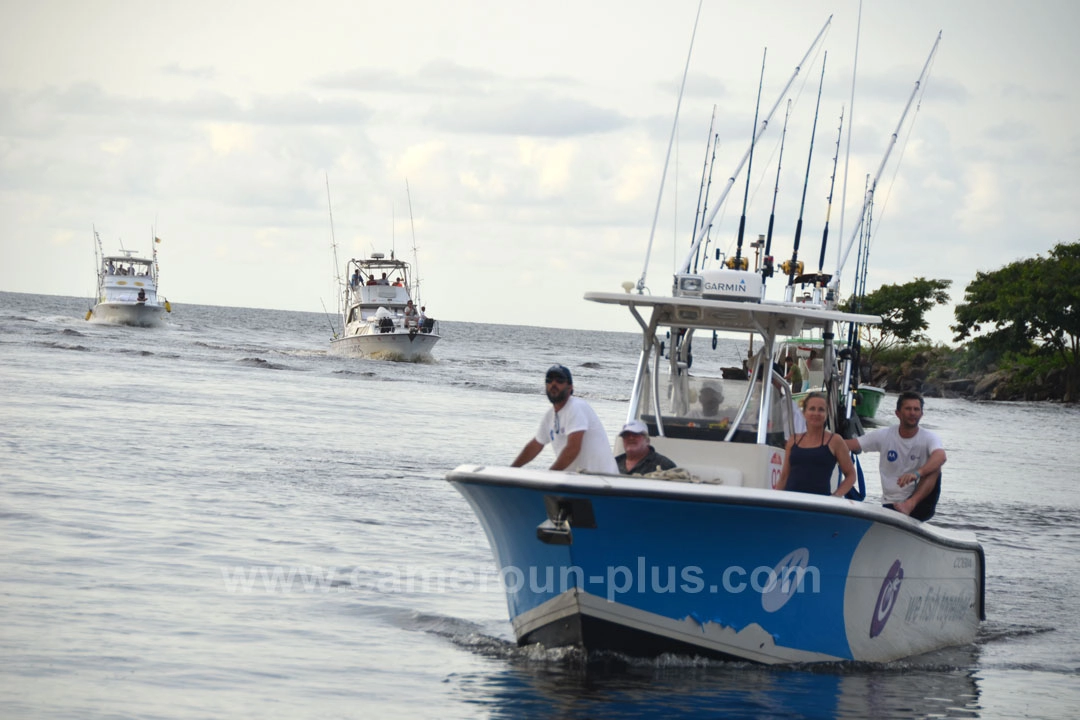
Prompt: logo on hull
<box><xmin>761</xmin><ymin>547</ymin><xmax>812</xmax><ymax>612</ymax></box>
<box><xmin>870</xmin><ymin>559</ymin><xmax>904</xmax><ymax>638</ymax></box>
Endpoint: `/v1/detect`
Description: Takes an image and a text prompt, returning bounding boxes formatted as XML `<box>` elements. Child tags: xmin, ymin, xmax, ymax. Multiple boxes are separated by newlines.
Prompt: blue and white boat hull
<box><xmin>449</xmin><ymin>465</ymin><xmax>984</xmax><ymax>664</ymax></box>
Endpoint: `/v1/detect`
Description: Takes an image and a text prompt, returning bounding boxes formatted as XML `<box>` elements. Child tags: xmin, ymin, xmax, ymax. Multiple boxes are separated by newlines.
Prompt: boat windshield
<box><xmin>637</xmin><ymin>366</ymin><xmax>792</xmax><ymax>448</ymax></box>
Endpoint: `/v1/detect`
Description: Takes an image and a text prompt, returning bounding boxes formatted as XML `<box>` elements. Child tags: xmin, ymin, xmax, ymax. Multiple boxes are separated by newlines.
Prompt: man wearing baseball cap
<box><xmin>511</xmin><ymin>364</ymin><xmax>618</xmax><ymax>474</ymax></box>
<box><xmin>615</xmin><ymin>420</ymin><xmax>677</xmax><ymax>476</ymax></box>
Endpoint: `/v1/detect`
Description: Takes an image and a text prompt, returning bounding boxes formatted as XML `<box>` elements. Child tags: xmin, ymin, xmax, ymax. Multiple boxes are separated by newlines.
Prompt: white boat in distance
<box><xmin>87</xmin><ymin>229</ymin><xmax>171</xmax><ymax>327</ymax></box>
<box><xmin>328</xmin><ymin>253</ymin><xmax>440</xmax><ymax>361</ymax></box>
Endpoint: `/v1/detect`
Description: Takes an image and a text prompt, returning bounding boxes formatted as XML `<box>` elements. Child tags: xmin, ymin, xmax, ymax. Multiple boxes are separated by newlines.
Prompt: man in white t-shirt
<box><xmin>846</xmin><ymin>391</ymin><xmax>946</xmax><ymax>521</ymax></box>
<box><xmin>511</xmin><ymin>364</ymin><xmax>618</xmax><ymax>475</ymax></box>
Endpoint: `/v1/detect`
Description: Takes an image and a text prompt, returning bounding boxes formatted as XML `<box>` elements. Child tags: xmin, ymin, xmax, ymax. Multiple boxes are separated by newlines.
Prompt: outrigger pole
<box><xmin>830</xmin><ymin>31</ymin><xmax>942</xmax><ymax>293</ymax></box>
<box><xmin>326</xmin><ymin>173</ymin><xmax>343</xmax><ymax>321</ymax></box>
<box><xmin>636</xmin><ymin>0</ymin><xmax>704</xmax><ymax>293</ymax></box>
<box><xmin>675</xmin><ymin>16</ymin><xmax>832</xmax><ymax>278</ymax></box>
<box><xmin>406</xmin><ymin>179</ymin><xmax>422</xmax><ymax>308</ymax></box>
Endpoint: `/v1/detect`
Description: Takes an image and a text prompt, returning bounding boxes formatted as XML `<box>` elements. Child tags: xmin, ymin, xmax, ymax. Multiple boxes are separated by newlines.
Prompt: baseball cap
<box><xmin>545</xmin><ymin>364</ymin><xmax>573</xmax><ymax>384</ymax></box>
<box><xmin>619</xmin><ymin>419</ymin><xmax>648</xmax><ymax>436</ymax></box>
<box><xmin>700</xmin><ymin>380</ymin><xmax>722</xmax><ymax>397</ymax></box>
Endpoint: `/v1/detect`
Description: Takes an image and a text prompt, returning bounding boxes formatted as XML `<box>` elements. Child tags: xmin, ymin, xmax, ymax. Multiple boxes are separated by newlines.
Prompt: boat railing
<box><xmin>642</xmin><ymin>414</ymin><xmax>786</xmax><ymax>447</ymax></box>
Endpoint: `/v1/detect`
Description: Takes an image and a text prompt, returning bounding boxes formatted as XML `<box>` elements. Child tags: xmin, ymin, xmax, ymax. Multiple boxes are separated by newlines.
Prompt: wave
<box><xmin>34</xmin><ymin>340</ymin><xmax>90</xmax><ymax>352</ymax></box>
<box><xmin>237</xmin><ymin>357</ymin><xmax>293</xmax><ymax>370</ymax></box>
<box><xmin>331</xmin><ymin>368</ymin><xmax>378</xmax><ymax>377</ymax></box>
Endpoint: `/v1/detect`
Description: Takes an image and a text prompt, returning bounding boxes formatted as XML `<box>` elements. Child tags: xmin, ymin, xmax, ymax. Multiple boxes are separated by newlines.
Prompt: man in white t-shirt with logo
<box><xmin>846</xmin><ymin>391</ymin><xmax>946</xmax><ymax>521</ymax></box>
<box><xmin>511</xmin><ymin>364</ymin><xmax>618</xmax><ymax>475</ymax></box>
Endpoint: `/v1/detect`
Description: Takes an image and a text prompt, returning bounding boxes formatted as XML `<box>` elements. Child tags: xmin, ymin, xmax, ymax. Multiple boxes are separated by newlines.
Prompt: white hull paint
<box><xmin>329</xmin><ymin>330</ymin><xmax>438</xmax><ymax>361</ymax></box>
<box><xmin>88</xmin><ymin>302</ymin><xmax>166</xmax><ymax>328</ymax></box>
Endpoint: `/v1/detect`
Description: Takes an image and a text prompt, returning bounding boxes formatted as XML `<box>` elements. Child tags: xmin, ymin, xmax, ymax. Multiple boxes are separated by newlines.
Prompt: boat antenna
<box><xmin>406</xmin><ymin>178</ymin><xmax>422</xmax><ymax>308</ymax></box>
<box><xmin>635</xmin><ymin>0</ymin><xmax>703</xmax><ymax>294</ymax></box>
<box><xmin>731</xmin><ymin>47</ymin><xmax>767</xmax><ymax>272</ymax></box>
<box><xmin>679</xmin><ymin>15</ymin><xmax>832</xmax><ymax>275</ymax></box>
<box><xmin>326</xmin><ymin>173</ymin><xmax>343</xmax><ymax>317</ymax></box>
<box><xmin>831</xmin><ymin>31</ymin><xmax>942</xmax><ymax>292</ymax></box>
<box><xmin>785</xmin><ymin>51</ymin><xmax>828</xmax><ymax>294</ymax></box>
<box><xmin>817</xmin><ymin>107</ymin><xmax>844</xmax><ymax>272</ymax></box>
<box><xmin>690</xmin><ymin>105</ymin><xmax>717</xmax><ymax>273</ymax></box>
<box><xmin>760</xmin><ymin>98</ymin><xmax>791</xmax><ymax>291</ymax></box>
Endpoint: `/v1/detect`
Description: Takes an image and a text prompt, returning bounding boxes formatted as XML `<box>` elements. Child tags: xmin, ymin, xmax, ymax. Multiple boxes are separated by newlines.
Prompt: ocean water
<box><xmin>1</xmin><ymin>289</ymin><xmax>1078</xmax><ymax>719</ymax></box>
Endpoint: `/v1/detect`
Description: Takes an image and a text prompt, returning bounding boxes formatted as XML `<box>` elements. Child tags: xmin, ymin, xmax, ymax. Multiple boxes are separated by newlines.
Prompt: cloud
<box><xmin>314</xmin><ymin>59</ymin><xmax>581</xmax><ymax>96</ymax></box>
<box><xmin>430</xmin><ymin>93</ymin><xmax>629</xmax><ymax>137</ymax></box>
<box><xmin>0</xmin><ymin>84</ymin><xmax>373</xmax><ymax>130</ymax></box>
<box><xmin>160</xmin><ymin>62</ymin><xmax>216</xmax><ymax>81</ymax></box>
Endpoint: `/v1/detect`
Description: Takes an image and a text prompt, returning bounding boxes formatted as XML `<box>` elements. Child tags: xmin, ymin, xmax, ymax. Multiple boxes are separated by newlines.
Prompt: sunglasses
<box><xmin>545</xmin><ymin>375</ymin><xmax>568</xmax><ymax>384</ymax></box>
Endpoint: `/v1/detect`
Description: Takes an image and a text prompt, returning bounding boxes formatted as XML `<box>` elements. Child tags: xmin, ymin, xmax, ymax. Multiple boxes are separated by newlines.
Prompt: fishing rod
<box><xmin>760</xmin><ymin>98</ymin><xmax>792</xmax><ymax>292</ymax></box>
<box><xmin>831</xmin><ymin>31</ymin><xmax>942</xmax><ymax>292</ymax></box>
<box><xmin>690</xmin><ymin>106</ymin><xmax>716</xmax><ymax>273</ymax></box>
<box><xmin>677</xmin><ymin>15</ymin><xmax>832</xmax><ymax>277</ymax></box>
<box><xmin>784</xmin><ymin>51</ymin><xmax>828</xmax><ymax>295</ymax></box>
<box><xmin>841</xmin><ymin>177</ymin><xmax>873</xmax><ymax>424</ymax></box>
<box><xmin>635</xmin><ymin>0</ymin><xmax>704</xmax><ymax>293</ymax></box>
<box><xmin>698</xmin><ymin>131</ymin><xmax>721</xmax><ymax>272</ymax></box>
<box><xmin>732</xmin><ymin>48</ymin><xmax>767</xmax><ymax>271</ymax></box>
<box><xmin>320</xmin><ymin>298</ymin><xmax>339</xmax><ymax>339</ymax></box>
<box><xmin>856</xmin><ymin>179</ymin><xmax>875</xmax><ymax>302</ymax></box>
<box><xmin>818</xmin><ymin>107</ymin><xmax>844</xmax><ymax>273</ymax></box>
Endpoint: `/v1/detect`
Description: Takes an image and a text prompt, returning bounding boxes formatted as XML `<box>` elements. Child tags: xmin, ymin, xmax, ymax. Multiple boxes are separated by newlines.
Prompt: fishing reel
<box><xmin>781</xmin><ymin>259</ymin><xmax>804</xmax><ymax>276</ymax></box>
<box><xmin>725</xmin><ymin>256</ymin><xmax>749</xmax><ymax>271</ymax></box>
<box><xmin>761</xmin><ymin>255</ymin><xmax>775</xmax><ymax>278</ymax></box>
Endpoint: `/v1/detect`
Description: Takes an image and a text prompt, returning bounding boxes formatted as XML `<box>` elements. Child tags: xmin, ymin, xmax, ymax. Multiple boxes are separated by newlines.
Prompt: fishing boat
<box><xmin>327</xmin><ymin>253</ymin><xmax>439</xmax><ymax>361</ymax></box>
<box><xmin>448</xmin><ymin>284</ymin><xmax>983</xmax><ymax>663</ymax></box>
<box><xmin>86</xmin><ymin>228</ymin><xmax>171</xmax><ymax>327</ymax></box>
<box><xmin>447</xmin><ymin>21</ymin><xmax>982</xmax><ymax>664</ymax></box>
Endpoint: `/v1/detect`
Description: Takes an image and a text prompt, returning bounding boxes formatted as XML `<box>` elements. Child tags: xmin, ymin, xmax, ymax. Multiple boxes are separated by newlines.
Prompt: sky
<box><xmin>2</xmin><ymin>0</ymin><xmax>1077</xmax><ymax>342</ymax></box>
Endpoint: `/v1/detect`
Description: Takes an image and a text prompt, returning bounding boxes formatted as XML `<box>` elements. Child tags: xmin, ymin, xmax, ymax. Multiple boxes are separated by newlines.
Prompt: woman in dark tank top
<box><xmin>775</xmin><ymin>393</ymin><xmax>858</xmax><ymax>497</ymax></box>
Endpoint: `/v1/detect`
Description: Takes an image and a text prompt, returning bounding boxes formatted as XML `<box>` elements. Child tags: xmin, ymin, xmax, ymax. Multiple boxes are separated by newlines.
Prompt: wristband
<box><xmin>914</xmin><ymin>470</ymin><xmax>922</xmax><ymax>481</ymax></box>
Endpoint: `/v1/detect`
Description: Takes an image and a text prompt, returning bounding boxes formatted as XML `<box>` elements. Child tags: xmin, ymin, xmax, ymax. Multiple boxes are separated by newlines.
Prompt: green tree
<box><xmin>842</xmin><ymin>277</ymin><xmax>952</xmax><ymax>365</ymax></box>
<box><xmin>953</xmin><ymin>241</ymin><xmax>1080</xmax><ymax>401</ymax></box>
